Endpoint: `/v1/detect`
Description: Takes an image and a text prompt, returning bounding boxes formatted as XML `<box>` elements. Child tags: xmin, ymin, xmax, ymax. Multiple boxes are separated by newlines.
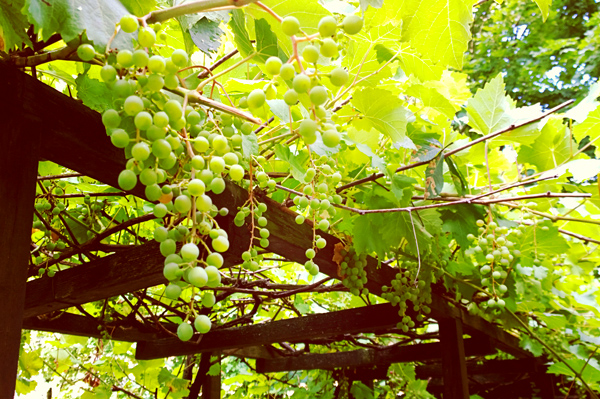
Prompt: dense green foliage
<box><xmin>2</xmin><ymin>0</ymin><xmax>600</xmax><ymax>397</ymax></box>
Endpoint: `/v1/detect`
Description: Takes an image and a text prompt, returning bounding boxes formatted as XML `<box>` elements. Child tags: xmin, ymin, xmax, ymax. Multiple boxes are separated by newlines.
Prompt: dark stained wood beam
<box><xmin>1</xmin><ymin>61</ymin><xmax>529</xmax><ymax>361</ymax></box>
<box><xmin>0</xmin><ymin>64</ymin><xmax>41</xmax><ymax>399</ymax></box>
<box><xmin>255</xmin><ymin>336</ymin><xmax>494</xmax><ymax>373</ymax></box>
<box><xmin>416</xmin><ymin>358</ymin><xmax>546</xmax><ymax>377</ymax></box>
<box><xmin>439</xmin><ymin>318</ymin><xmax>469</xmax><ymax>399</ymax></box>
<box><xmin>135</xmin><ymin>303</ymin><xmax>410</xmax><ymax>360</ymax></box>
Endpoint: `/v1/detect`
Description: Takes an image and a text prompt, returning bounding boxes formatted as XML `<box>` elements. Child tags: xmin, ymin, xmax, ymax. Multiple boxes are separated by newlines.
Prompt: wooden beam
<box><xmin>256</xmin><ymin>337</ymin><xmax>494</xmax><ymax>373</ymax></box>
<box><xmin>416</xmin><ymin>358</ymin><xmax>545</xmax><ymax>377</ymax></box>
<box><xmin>202</xmin><ymin>354</ymin><xmax>221</xmax><ymax>399</ymax></box>
<box><xmin>0</xmin><ymin>65</ymin><xmax>41</xmax><ymax>397</ymax></box>
<box><xmin>1</xmin><ymin>61</ymin><xmax>528</xmax><ymax>360</ymax></box>
<box><xmin>135</xmin><ymin>303</ymin><xmax>408</xmax><ymax>360</ymax></box>
<box><xmin>439</xmin><ymin>318</ymin><xmax>469</xmax><ymax>399</ymax></box>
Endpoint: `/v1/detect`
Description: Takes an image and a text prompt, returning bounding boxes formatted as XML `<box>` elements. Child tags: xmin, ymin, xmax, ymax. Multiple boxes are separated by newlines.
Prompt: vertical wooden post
<box><xmin>0</xmin><ymin>68</ymin><xmax>41</xmax><ymax>397</ymax></box>
<box><xmin>202</xmin><ymin>354</ymin><xmax>221</xmax><ymax>398</ymax></box>
<box><xmin>439</xmin><ymin>318</ymin><xmax>469</xmax><ymax>399</ymax></box>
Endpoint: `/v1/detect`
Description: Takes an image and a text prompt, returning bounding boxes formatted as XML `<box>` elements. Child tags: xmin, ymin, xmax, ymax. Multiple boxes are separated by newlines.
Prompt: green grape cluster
<box><xmin>235</xmin><ymin>199</ymin><xmax>271</xmax><ymax>271</ymax></box>
<box><xmin>465</xmin><ymin>219</ymin><xmax>524</xmax><ymax>312</ymax></box>
<box><xmin>381</xmin><ymin>263</ymin><xmax>433</xmax><ymax>333</ymax></box>
<box><xmin>338</xmin><ymin>247</ymin><xmax>369</xmax><ymax>296</ymax></box>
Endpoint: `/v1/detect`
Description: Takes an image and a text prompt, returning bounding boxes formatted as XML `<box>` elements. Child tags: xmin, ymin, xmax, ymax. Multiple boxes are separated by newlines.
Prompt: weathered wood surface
<box><xmin>0</xmin><ymin>62</ymin><xmax>41</xmax><ymax>397</ymax></box>
<box><xmin>256</xmin><ymin>336</ymin><xmax>493</xmax><ymax>373</ymax></box>
<box><xmin>1</xmin><ymin>61</ymin><xmax>527</xmax><ymax>361</ymax></box>
<box><xmin>439</xmin><ymin>318</ymin><xmax>469</xmax><ymax>399</ymax></box>
<box><xmin>136</xmin><ymin>303</ymin><xmax>408</xmax><ymax>360</ymax></box>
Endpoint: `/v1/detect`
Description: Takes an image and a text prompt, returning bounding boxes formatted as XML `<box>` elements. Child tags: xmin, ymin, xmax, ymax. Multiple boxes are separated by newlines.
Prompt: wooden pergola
<box><xmin>0</xmin><ymin>61</ymin><xmax>558</xmax><ymax>398</ymax></box>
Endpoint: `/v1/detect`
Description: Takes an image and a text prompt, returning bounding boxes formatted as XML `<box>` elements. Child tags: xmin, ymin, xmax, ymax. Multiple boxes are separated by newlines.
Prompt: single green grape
<box><xmin>194</xmin><ymin>315</ymin><xmax>212</xmax><ymax>333</ymax></box>
<box><xmin>171</xmin><ymin>49</ymin><xmax>189</xmax><ymax>67</ymax></box>
<box><xmin>138</xmin><ymin>27</ymin><xmax>156</xmax><ymax>47</ymax></box>
<box><xmin>279</xmin><ymin>63</ymin><xmax>295</xmax><ymax>80</ymax></box>
<box><xmin>265</xmin><ymin>56</ymin><xmax>283</xmax><ymax>75</ymax></box>
<box><xmin>342</xmin><ymin>15</ymin><xmax>363</xmax><ymax>35</ymax></box>
<box><xmin>302</xmin><ymin>45</ymin><xmax>319</xmax><ymax>63</ymax></box>
<box><xmin>247</xmin><ymin>89</ymin><xmax>266</xmax><ymax>108</ymax></box>
<box><xmin>293</xmin><ymin>74</ymin><xmax>311</xmax><ymax>93</ymax></box>
<box><xmin>123</xmin><ymin>96</ymin><xmax>144</xmax><ymax>116</ymax></box>
<box><xmin>320</xmin><ymin>39</ymin><xmax>338</xmax><ymax>58</ymax></box>
<box><xmin>281</xmin><ymin>16</ymin><xmax>300</xmax><ymax>36</ymax></box>
<box><xmin>117</xmin><ymin>50</ymin><xmax>134</xmax><ymax>68</ymax></box>
<box><xmin>309</xmin><ymin>86</ymin><xmax>328</xmax><ymax>106</ymax></box>
<box><xmin>118</xmin><ymin>169</ymin><xmax>137</xmax><ymax>191</ymax></box>
<box><xmin>148</xmin><ymin>55</ymin><xmax>166</xmax><ymax>73</ymax></box>
<box><xmin>322</xmin><ymin>129</ymin><xmax>340</xmax><ymax>147</ymax></box>
<box><xmin>330</xmin><ymin>67</ymin><xmax>349</xmax><ymax>86</ymax></box>
<box><xmin>299</xmin><ymin>119</ymin><xmax>317</xmax><ymax>137</ymax></box>
<box><xmin>283</xmin><ymin>89</ymin><xmax>299</xmax><ymax>106</ymax></box>
<box><xmin>318</xmin><ymin>16</ymin><xmax>337</xmax><ymax>37</ymax></box>
<box><xmin>133</xmin><ymin>49</ymin><xmax>149</xmax><ymax>68</ymax></box>
<box><xmin>131</xmin><ymin>142</ymin><xmax>150</xmax><ymax>161</ymax></box>
<box><xmin>212</xmin><ymin>236</ymin><xmax>229</xmax><ymax>252</ymax></box>
<box><xmin>134</xmin><ymin>111</ymin><xmax>153</xmax><ymax>130</ymax></box>
<box><xmin>102</xmin><ymin>109</ymin><xmax>121</xmax><ymax>129</ymax></box>
<box><xmin>120</xmin><ymin>15</ymin><xmax>139</xmax><ymax>33</ymax></box>
<box><xmin>188</xmin><ymin>267</ymin><xmax>208</xmax><ymax>287</ymax></box>
<box><xmin>174</xmin><ymin>195</ymin><xmax>192</xmax><ymax>214</ymax></box>
<box><xmin>100</xmin><ymin>65</ymin><xmax>117</xmax><ymax>83</ymax></box>
<box><xmin>77</xmin><ymin>44</ymin><xmax>96</xmax><ymax>62</ymax></box>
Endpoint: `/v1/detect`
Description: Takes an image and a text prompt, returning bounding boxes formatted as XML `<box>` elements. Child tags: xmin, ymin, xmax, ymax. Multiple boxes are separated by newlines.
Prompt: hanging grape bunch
<box><xmin>92</xmin><ymin>10</ymin><xmax>363</xmax><ymax>341</ymax></box>
<box><xmin>464</xmin><ymin>218</ymin><xmax>526</xmax><ymax>313</ymax></box>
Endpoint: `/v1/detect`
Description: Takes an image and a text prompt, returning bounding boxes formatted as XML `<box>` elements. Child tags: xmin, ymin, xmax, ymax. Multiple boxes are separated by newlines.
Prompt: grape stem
<box><xmin>336</xmin><ymin>99</ymin><xmax>576</xmax><ymax>193</ymax></box>
<box><xmin>175</xmin><ymin>87</ymin><xmax>262</xmax><ymax>124</ymax></box>
<box><xmin>145</xmin><ymin>0</ymin><xmax>259</xmax><ymax>24</ymax></box>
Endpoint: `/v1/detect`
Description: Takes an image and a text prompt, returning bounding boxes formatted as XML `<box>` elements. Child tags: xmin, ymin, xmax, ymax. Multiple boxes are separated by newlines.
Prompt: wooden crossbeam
<box><xmin>136</xmin><ymin>303</ymin><xmax>409</xmax><ymax>360</ymax></box>
<box><xmin>255</xmin><ymin>336</ymin><xmax>494</xmax><ymax>373</ymax></box>
<box><xmin>1</xmin><ymin>61</ymin><xmax>529</xmax><ymax>361</ymax></box>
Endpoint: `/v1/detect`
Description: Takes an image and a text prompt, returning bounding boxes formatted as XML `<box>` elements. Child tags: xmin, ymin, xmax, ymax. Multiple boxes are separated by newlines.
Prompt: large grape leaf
<box><xmin>517</xmin><ymin>116</ymin><xmax>573</xmax><ymax>172</ymax></box>
<box><xmin>351</xmin><ymin>88</ymin><xmax>414</xmax><ymax>149</ymax></box>
<box><xmin>406</xmin><ymin>84</ymin><xmax>456</xmax><ymax>118</ymax></box>
<box><xmin>24</xmin><ymin>0</ymin><xmax>131</xmax><ymax>50</ymax></box>
<box><xmin>466</xmin><ymin>73</ymin><xmax>515</xmax><ymax>135</ymax></box>
<box><xmin>75</xmin><ymin>74</ymin><xmax>112</xmax><ymax>113</ymax></box>
<box><xmin>0</xmin><ymin>0</ymin><xmax>32</xmax><ymax>50</ymax></box>
<box><xmin>573</xmin><ymin>104</ymin><xmax>600</xmax><ymax>157</ymax></box>
<box><xmin>254</xmin><ymin>18</ymin><xmax>278</xmax><ymax>61</ymax></box>
<box><xmin>188</xmin><ymin>17</ymin><xmax>223</xmax><ymax>55</ymax></box>
<box><xmin>229</xmin><ymin>9</ymin><xmax>254</xmax><ymax>57</ymax></box>
<box><xmin>426</xmin><ymin>71</ymin><xmax>472</xmax><ymax>109</ymax></box>
<box><xmin>120</xmin><ymin>0</ymin><xmax>155</xmax><ymax>16</ymax></box>
<box><xmin>402</xmin><ymin>0</ymin><xmax>475</xmax><ymax>69</ymax></box>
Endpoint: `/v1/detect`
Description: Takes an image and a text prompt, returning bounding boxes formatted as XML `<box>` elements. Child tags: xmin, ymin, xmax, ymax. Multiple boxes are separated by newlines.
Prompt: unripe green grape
<box><xmin>209</xmin><ymin>156</ymin><xmax>226</xmax><ymax>174</ymax></box>
<box><xmin>223</xmin><ymin>152</ymin><xmax>238</xmax><ymax>165</ymax></box>
<box><xmin>188</xmin><ymin>179</ymin><xmax>206</xmax><ymax>196</ymax></box>
<box><xmin>171</xmin><ymin>49</ymin><xmax>189</xmax><ymax>67</ymax></box>
<box><xmin>476</xmin><ymin>219</ymin><xmax>485</xmax><ymax>227</ymax></box>
<box><xmin>293</xmin><ymin>74</ymin><xmax>311</xmax><ymax>93</ymax></box>
<box><xmin>165</xmin><ymin>284</ymin><xmax>182</xmax><ymax>300</ymax></box>
<box><xmin>318</xmin><ymin>16</ymin><xmax>337</xmax><ymax>37</ymax></box>
<box><xmin>322</xmin><ymin>130</ymin><xmax>341</xmax><ymax>147</ymax></box>
<box><xmin>154</xmin><ymin>203</ymin><xmax>168</xmax><ymax>218</ymax></box>
<box><xmin>299</xmin><ymin>119</ymin><xmax>317</xmax><ymax>137</ymax></box>
<box><xmin>265</xmin><ymin>56</ymin><xmax>283</xmax><ymax>75</ymax></box>
<box><xmin>100</xmin><ymin>65</ymin><xmax>117</xmax><ymax>83</ymax></box>
<box><xmin>103</xmin><ymin>109</ymin><xmax>121</xmax><ymax>129</ymax></box>
<box><xmin>188</xmin><ymin>267</ymin><xmax>208</xmax><ymax>287</ymax></box>
<box><xmin>120</xmin><ymin>14</ymin><xmax>139</xmax><ymax>33</ymax></box>
<box><xmin>212</xmin><ymin>236</ymin><xmax>229</xmax><ymax>252</ymax></box>
<box><xmin>302</xmin><ymin>45</ymin><xmax>319</xmax><ymax>63</ymax></box>
<box><xmin>283</xmin><ymin>89</ymin><xmax>299</xmax><ymax>105</ymax></box>
<box><xmin>202</xmin><ymin>292</ymin><xmax>216</xmax><ymax>307</ymax></box>
<box><xmin>148</xmin><ymin>55</ymin><xmax>166</xmax><ymax>73</ymax></box>
<box><xmin>124</xmin><ymin>96</ymin><xmax>144</xmax><ymax>116</ymax></box>
<box><xmin>231</xmin><ymin>134</ymin><xmax>242</xmax><ymax>147</ymax></box>
<box><xmin>140</xmin><ymin>168</ymin><xmax>157</xmax><ymax>186</ymax></box>
<box><xmin>225</xmin><ymin>164</ymin><xmax>243</xmax><ymax>181</ymax></box>
<box><xmin>152</xmin><ymin>139</ymin><xmax>171</xmax><ymax>159</ymax></box>
<box><xmin>212</xmin><ymin>135</ymin><xmax>228</xmax><ymax>152</ymax></box>
<box><xmin>77</xmin><ymin>44</ymin><xmax>96</xmax><ymax>62</ymax></box>
<box><xmin>133</xmin><ymin>49</ymin><xmax>149</xmax><ymax>68</ymax></box>
<box><xmin>196</xmin><ymin>194</ymin><xmax>212</xmax><ymax>212</ymax></box>
<box><xmin>306</xmin><ymin>248</ymin><xmax>315</xmax><ymax>259</ymax></box>
<box><xmin>210</xmin><ymin>177</ymin><xmax>226</xmax><ymax>194</ymax></box>
<box><xmin>316</xmin><ymin>237</ymin><xmax>327</xmax><ymax>249</ymax></box>
<box><xmin>145</xmin><ymin>184</ymin><xmax>162</xmax><ymax>201</ymax></box>
<box><xmin>238</xmin><ymin>97</ymin><xmax>248</xmax><ymax>108</ymax></box>
<box><xmin>160</xmin><ymin>238</ymin><xmax>177</xmax><ymax>257</ymax></box>
<box><xmin>257</xmin><ymin>217</ymin><xmax>267</xmax><ymax>227</ymax></box>
<box><xmin>138</xmin><ymin>27</ymin><xmax>156</xmax><ymax>47</ymax></box>
<box><xmin>144</xmin><ymin>74</ymin><xmax>163</xmax><ymax>92</ymax></box>
<box><xmin>492</xmin><ymin>270</ymin><xmax>502</xmax><ymax>279</ymax></box>
<box><xmin>247</xmin><ymin>89</ymin><xmax>266</xmax><ymax>108</ymax></box>
<box><xmin>295</xmin><ymin>215</ymin><xmax>305</xmax><ymax>224</ymax></box>
<box><xmin>199</xmin><ymin>169</ymin><xmax>214</xmax><ymax>186</ymax></box>
<box><xmin>281</xmin><ymin>16</ymin><xmax>300</xmax><ymax>36</ymax></box>
<box><xmin>117</xmin><ymin>50</ymin><xmax>134</xmax><ymax>68</ymax></box>
<box><xmin>206</xmin><ymin>252</ymin><xmax>224</xmax><ymax>268</ymax></box>
<box><xmin>112</xmin><ymin>80</ymin><xmax>132</xmax><ymax>98</ymax></box>
<box><xmin>134</xmin><ymin>111</ymin><xmax>153</xmax><ymax>130</ymax></box>
<box><xmin>241</xmin><ymin>122</ymin><xmax>253</xmax><ymax>135</ymax></box>
<box><xmin>194</xmin><ymin>315</ymin><xmax>212</xmax><ymax>333</ymax></box>
<box><xmin>187</xmin><ymin>110</ymin><xmax>202</xmax><ymax>126</ymax></box>
<box><xmin>147</xmin><ymin>125</ymin><xmax>166</xmax><ymax>141</ymax></box>
<box><xmin>181</xmin><ymin>242</ymin><xmax>200</xmax><ymax>262</ymax></box>
<box><xmin>163</xmin><ymin>262</ymin><xmax>179</xmax><ymax>280</ymax></box>
<box><xmin>279</xmin><ymin>63</ymin><xmax>295</xmax><ymax>80</ymax></box>
<box><xmin>193</xmin><ymin>137</ymin><xmax>210</xmax><ymax>153</ymax></box>
<box><xmin>205</xmin><ymin>265</ymin><xmax>220</xmax><ymax>283</ymax></box>
<box><xmin>309</xmin><ymin>86</ymin><xmax>328</xmax><ymax>106</ymax></box>
<box><xmin>174</xmin><ymin>195</ymin><xmax>192</xmax><ymax>214</ymax></box>
<box><xmin>164</xmin><ymin>74</ymin><xmax>179</xmax><ymax>90</ymax></box>
<box><xmin>132</xmin><ymin>142</ymin><xmax>150</xmax><ymax>161</ymax></box>
<box><xmin>318</xmin><ymin>219</ymin><xmax>329</xmax><ymax>231</ymax></box>
<box><xmin>320</xmin><ymin>39</ymin><xmax>338</xmax><ymax>57</ymax></box>
<box><xmin>330</xmin><ymin>67</ymin><xmax>349</xmax><ymax>86</ymax></box>
<box><xmin>177</xmin><ymin>322</ymin><xmax>194</xmax><ymax>341</ymax></box>
<box><xmin>342</xmin><ymin>15</ymin><xmax>363</xmax><ymax>35</ymax></box>
<box><xmin>118</xmin><ymin>169</ymin><xmax>137</xmax><ymax>190</ymax></box>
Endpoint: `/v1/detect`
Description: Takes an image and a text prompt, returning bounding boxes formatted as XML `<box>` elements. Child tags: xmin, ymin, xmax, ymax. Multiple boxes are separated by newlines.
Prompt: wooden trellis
<box><xmin>0</xmin><ymin>61</ymin><xmax>558</xmax><ymax>399</ymax></box>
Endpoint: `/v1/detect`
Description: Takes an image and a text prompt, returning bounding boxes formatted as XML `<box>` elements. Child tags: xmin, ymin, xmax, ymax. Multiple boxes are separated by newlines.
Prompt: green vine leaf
<box><xmin>229</xmin><ymin>9</ymin><xmax>254</xmax><ymax>57</ymax></box>
<box><xmin>467</xmin><ymin>73</ymin><xmax>514</xmax><ymax>135</ymax></box>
